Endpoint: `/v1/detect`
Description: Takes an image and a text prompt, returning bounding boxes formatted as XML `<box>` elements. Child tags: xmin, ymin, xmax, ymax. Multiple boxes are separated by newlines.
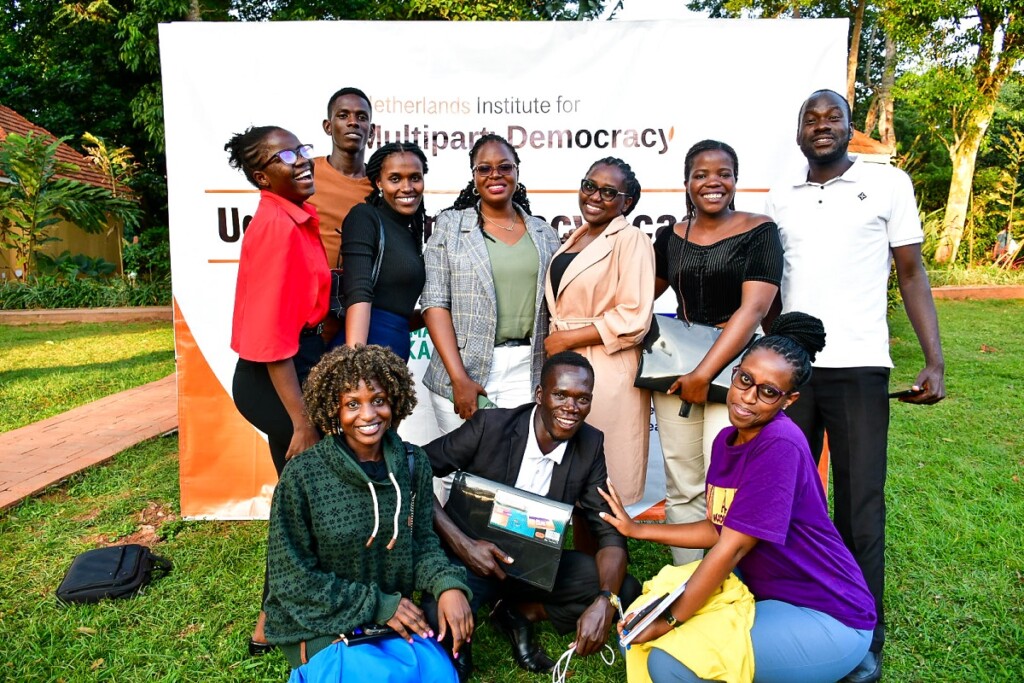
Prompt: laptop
<box><xmin>445</xmin><ymin>472</ymin><xmax>574</xmax><ymax>591</ymax></box>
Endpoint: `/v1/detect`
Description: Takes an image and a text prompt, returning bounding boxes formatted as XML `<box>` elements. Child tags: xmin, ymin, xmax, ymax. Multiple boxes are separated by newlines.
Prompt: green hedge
<box><xmin>0</xmin><ymin>275</ymin><xmax>171</xmax><ymax>309</ymax></box>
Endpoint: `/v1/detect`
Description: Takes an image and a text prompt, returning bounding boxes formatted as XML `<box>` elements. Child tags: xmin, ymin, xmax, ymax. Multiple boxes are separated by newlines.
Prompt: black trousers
<box><xmin>784</xmin><ymin>366</ymin><xmax>889</xmax><ymax>652</ymax></box>
<box><xmin>231</xmin><ymin>333</ymin><xmax>325</xmax><ymax>608</ymax></box>
<box><xmin>232</xmin><ymin>334</ymin><xmax>326</xmax><ymax>475</ymax></box>
<box><xmin>422</xmin><ymin>549</ymin><xmax>640</xmax><ymax>636</ymax></box>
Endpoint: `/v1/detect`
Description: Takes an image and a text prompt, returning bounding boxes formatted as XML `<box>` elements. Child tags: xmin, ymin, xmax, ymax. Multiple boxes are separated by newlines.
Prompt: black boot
<box><xmin>451</xmin><ymin>640</ymin><xmax>474</xmax><ymax>682</ymax></box>
<box><xmin>488</xmin><ymin>601</ymin><xmax>555</xmax><ymax>674</ymax></box>
<box><xmin>841</xmin><ymin>651</ymin><xmax>883</xmax><ymax>683</ymax></box>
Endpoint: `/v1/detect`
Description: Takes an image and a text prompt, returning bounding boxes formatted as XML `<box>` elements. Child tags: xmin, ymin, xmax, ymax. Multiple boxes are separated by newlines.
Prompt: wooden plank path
<box><xmin>0</xmin><ymin>374</ymin><xmax>177</xmax><ymax>511</ymax></box>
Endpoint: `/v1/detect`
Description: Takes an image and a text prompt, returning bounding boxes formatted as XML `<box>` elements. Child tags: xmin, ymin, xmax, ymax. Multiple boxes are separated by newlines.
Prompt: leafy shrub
<box><xmin>35</xmin><ymin>250</ymin><xmax>118</xmax><ymax>279</ymax></box>
<box><xmin>0</xmin><ymin>275</ymin><xmax>171</xmax><ymax>309</ymax></box>
<box><xmin>123</xmin><ymin>224</ymin><xmax>171</xmax><ymax>279</ymax></box>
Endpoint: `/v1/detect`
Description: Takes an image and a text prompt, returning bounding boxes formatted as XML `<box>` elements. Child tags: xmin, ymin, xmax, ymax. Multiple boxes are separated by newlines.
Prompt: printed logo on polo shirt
<box><xmin>858</xmin><ymin>192</ymin><xmax>867</xmax><ymax>201</ymax></box>
<box><xmin>706</xmin><ymin>483</ymin><xmax>737</xmax><ymax>526</ymax></box>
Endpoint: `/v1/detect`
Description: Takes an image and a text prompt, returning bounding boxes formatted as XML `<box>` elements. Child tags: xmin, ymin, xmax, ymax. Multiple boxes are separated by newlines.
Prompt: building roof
<box><xmin>850</xmin><ymin>130</ymin><xmax>893</xmax><ymax>156</ymax></box>
<box><xmin>0</xmin><ymin>104</ymin><xmax>115</xmax><ymax>192</ymax></box>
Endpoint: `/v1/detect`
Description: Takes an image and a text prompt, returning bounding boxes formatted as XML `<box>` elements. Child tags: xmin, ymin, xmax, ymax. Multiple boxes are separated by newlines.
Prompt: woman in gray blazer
<box><xmin>422</xmin><ymin>134</ymin><xmax>559</xmax><ymax>434</ymax></box>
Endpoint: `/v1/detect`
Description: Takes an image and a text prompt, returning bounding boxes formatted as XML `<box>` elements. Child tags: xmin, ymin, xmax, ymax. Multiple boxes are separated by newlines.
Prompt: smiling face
<box><xmin>534</xmin><ymin>365</ymin><xmax>594</xmax><ymax>450</ymax></box>
<box><xmin>727</xmin><ymin>348</ymin><xmax>799</xmax><ymax>444</ymax></box>
<box><xmin>376</xmin><ymin>152</ymin><xmax>424</xmax><ymax>216</ymax></box>
<box><xmin>252</xmin><ymin>129</ymin><xmax>314</xmax><ymax>205</ymax></box>
<box><xmin>579</xmin><ymin>163</ymin><xmax>632</xmax><ymax>230</ymax></box>
<box><xmin>797</xmin><ymin>91</ymin><xmax>853</xmax><ymax>165</ymax></box>
<box><xmin>323</xmin><ymin>93</ymin><xmax>372</xmax><ymax>156</ymax></box>
<box><xmin>685</xmin><ymin>149</ymin><xmax>736</xmax><ymax>217</ymax></box>
<box><xmin>472</xmin><ymin>140</ymin><xmax>519</xmax><ymax>208</ymax></box>
<box><xmin>337</xmin><ymin>379</ymin><xmax>393</xmax><ymax>459</ymax></box>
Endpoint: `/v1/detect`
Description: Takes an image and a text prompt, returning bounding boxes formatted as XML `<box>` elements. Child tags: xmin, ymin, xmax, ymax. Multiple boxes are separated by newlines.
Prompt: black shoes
<box><xmin>247</xmin><ymin>638</ymin><xmax>274</xmax><ymax>657</ymax></box>
<box><xmin>451</xmin><ymin>641</ymin><xmax>474</xmax><ymax>682</ymax></box>
<box><xmin>841</xmin><ymin>650</ymin><xmax>883</xmax><ymax>683</ymax></box>
<box><xmin>488</xmin><ymin>601</ymin><xmax>555</xmax><ymax>674</ymax></box>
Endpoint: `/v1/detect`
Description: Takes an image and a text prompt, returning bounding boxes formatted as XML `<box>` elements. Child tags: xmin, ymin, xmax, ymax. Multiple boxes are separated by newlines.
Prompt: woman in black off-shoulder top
<box><xmin>652</xmin><ymin>139</ymin><xmax>783</xmax><ymax>566</ymax></box>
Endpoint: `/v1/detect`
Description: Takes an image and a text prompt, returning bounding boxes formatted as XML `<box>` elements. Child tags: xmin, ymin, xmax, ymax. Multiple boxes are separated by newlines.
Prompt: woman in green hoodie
<box><xmin>263</xmin><ymin>345</ymin><xmax>473</xmax><ymax>682</ymax></box>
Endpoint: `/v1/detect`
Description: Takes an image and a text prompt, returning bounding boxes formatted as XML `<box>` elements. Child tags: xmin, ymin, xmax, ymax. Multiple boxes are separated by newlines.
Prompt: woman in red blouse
<box><xmin>225</xmin><ymin>125</ymin><xmax>331</xmax><ymax>655</ymax></box>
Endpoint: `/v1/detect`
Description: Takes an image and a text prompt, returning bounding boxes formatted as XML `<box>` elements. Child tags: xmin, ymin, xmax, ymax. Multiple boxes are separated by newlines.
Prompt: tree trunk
<box><xmin>934</xmin><ymin>107</ymin><xmax>993</xmax><ymax>263</ymax></box>
<box><xmin>847</xmin><ymin>0</ymin><xmax>866</xmax><ymax>110</ymax></box>
<box><xmin>877</xmin><ymin>33</ymin><xmax>897</xmax><ymax>149</ymax></box>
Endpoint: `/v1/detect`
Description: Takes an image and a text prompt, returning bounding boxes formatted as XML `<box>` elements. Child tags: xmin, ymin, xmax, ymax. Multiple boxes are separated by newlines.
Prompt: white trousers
<box><xmin>430</xmin><ymin>344</ymin><xmax>533</xmax><ymax>502</ymax></box>
<box><xmin>653</xmin><ymin>392</ymin><xmax>732</xmax><ymax>565</ymax></box>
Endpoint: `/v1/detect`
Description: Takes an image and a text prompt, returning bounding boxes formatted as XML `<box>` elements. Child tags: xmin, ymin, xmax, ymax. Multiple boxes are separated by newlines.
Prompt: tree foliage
<box><xmin>0</xmin><ymin>132</ymin><xmax>142</xmax><ymax>277</ymax></box>
<box><xmin>0</xmin><ymin>0</ymin><xmax>605</xmax><ymax>279</ymax></box>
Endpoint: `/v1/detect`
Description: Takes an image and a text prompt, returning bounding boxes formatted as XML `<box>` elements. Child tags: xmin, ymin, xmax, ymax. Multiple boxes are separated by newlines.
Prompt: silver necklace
<box><xmin>483</xmin><ymin>212</ymin><xmax>517</xmax><ymax>232</ymax></box>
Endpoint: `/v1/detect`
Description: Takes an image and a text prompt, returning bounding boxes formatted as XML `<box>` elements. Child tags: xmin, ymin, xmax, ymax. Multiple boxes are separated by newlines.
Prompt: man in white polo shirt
<box><xmin>766</xmin><ymin>89</ymin><xmax>945</xmax><ymax>683</ymax></box>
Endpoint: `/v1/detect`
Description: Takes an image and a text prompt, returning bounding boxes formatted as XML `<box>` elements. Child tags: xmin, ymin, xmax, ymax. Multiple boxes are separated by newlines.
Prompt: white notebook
<box><xmin>619</xmin><ymin>580</ymin><xmax>688</xmax><ymax>647</ymax></box>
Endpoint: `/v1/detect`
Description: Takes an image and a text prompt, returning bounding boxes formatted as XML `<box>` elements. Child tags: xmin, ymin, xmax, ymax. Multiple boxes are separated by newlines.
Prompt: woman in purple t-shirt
<box><xmin>600</xmin><ymin>313</ymin><xmax>876</xmax><ymax>683</ymax></box>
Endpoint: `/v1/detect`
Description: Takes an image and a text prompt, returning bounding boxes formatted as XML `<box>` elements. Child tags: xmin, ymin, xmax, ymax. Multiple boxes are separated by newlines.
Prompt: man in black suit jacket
<box><xmin>423</xmin><ymin>351</ymin><xmax>639</xmax><ymax>678</ymax></box>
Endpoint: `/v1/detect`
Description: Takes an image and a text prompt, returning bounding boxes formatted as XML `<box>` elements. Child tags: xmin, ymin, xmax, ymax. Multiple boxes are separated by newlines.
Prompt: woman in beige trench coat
<box><xmin>544</xmin><ymin>157</ymin><xmax>655</xmax><ymax>505</ymax></box>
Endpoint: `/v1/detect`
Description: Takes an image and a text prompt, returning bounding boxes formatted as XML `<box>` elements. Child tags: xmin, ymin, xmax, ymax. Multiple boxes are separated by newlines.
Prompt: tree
<box><xmin>887</xmin><ymin>1</ymin><xmax>1024</xmax><ymax>263</ymax></box>
<box><xmin>0</xmin><ymin>132</ymin><xmax>141</xmax><ymax>277</ymax></box>
<box><xmin>116</xmin><ymin>0</ymin><xmax>606</xmax><ymax>153</ymax></box>
<box><xmin>686</xmin><ymin>0</ymin><xmax>879</xmax><ymax>118</ymax></box>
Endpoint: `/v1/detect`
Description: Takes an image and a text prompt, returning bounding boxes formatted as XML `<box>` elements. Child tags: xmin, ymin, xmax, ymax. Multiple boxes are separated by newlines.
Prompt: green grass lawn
<box><xmin>0</xmin><ymin>322</ymin><xmax>176</xmax><ymax>433</ymax></box>
<box><xmin>0</xmin><ymin>301</ymin><xmax>1021</xmax><ymax>681</ymax></box>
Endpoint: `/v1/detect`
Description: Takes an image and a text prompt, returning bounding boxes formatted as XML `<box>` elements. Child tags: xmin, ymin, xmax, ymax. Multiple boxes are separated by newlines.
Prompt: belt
<box><xmin>300</xmin><ymin>322</ymin><xmax>325</xmax><ymax>337</ymax></box>
<box><xmin>495</xmin><ymin>337</ymin><xmax>531</xmax><ymax>347</ymax></box>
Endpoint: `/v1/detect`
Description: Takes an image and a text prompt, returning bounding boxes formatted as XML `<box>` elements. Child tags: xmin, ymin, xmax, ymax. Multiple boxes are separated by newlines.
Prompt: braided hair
<box><xmin>303</xmin><ymin>344</ymin><xmax>418</xmax><ymax>435</ymax></box>
<box><xmin>364</xmin><ymin>142</ymin><xmax>429</xmax><ymax>249</ymax></box>
<box><xmin>224</xmin><ymin>125</ymin><xmax>284</xmax><ymax>188</ymax></box>
<box><xmin>683</xmin><ymin>139</ymin><xmax>739</xmax><ymax>218</ymax></box>
<box><xmin>743</xmin><ymin>312</ymin><xmax>826</xmax><ymax>390</ymax></box>
<box><xmin>586</xmin><ymin>156</ymin><xmax>642</xmax><ymax>216</ymax></box>
<box><xmin>450</xmin><ymin>133</ymin><xmax>532</xmax><ymax>215</ymax></box>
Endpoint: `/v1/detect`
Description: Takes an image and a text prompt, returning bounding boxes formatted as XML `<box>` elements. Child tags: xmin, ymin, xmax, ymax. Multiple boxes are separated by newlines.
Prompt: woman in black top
<box><xmin>653</xmin><ymin>139</ymin><xmax>783</xmax><ymax>565</ymax></box>
<box><xmin>336</xmin><ymin>142</ymin><xmax>428</xmax><ymax>361</ymax></box>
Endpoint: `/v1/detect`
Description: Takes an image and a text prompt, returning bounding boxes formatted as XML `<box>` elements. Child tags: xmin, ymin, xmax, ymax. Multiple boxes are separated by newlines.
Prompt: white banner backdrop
<box><xmin>160</xmin><ymin>18</ymin><xmax>847</xmax><ymax>519</ymax></box>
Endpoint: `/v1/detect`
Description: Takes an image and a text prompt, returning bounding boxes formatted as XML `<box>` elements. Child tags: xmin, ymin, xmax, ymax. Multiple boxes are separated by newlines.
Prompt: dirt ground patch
<box><xmin>82</xmin><ymin>501</ymin><xmax>177</xmax><ymax>547</ymax></box>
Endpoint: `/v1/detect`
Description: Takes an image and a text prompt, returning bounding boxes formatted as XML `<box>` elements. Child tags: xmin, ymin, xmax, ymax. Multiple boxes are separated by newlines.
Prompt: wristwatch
<box><xmin>597</xmin><ymin>589</ymin><xmax>620</xmax><ymax>610</ymax></box>
<box><xmin>662</xmin><ymin>609</ymin><xmax>680</xmax><ymax>628</ymax></box>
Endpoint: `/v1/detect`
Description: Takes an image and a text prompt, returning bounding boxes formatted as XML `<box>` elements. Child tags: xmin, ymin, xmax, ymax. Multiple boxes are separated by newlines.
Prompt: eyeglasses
<box><xmin>580</xmin><ymin>178</ymin><xmax>627</xmax><ymax>202</ymax></box>
<box><xmin>473</xmin><ymin>163</ymin><xmax>518</xmax><ymax>177</ymax></box>
<box><xmin>730</xmin><ymin>367</ymin><xmax>789</xmax><ymax>405</ymax></box>
<box><xmin>260</xmin><ymin>144</ymin><xmax>314</xmax><ymax>169</ymax></box>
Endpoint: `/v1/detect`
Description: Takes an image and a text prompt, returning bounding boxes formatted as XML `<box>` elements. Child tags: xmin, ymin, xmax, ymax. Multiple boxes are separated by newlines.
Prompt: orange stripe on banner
<box><xmin>818</xmin><ymin>434</ymin><xmax>831</xmax><ymax>494</ymax></box>
<box><xmin>526</xmin><ymin>188</ymin><xmax>769</xmax><ymax>195</ymax></box>
<box><xmin>208</xmin><ymin>259</ymin><xmax>240</xmax><ymax>264</ymax></box>
<box><xmin>635</xmin><ymin>500</ymin><xmax>666</xmax><ymax>522</ymax></box>
<box><xmin>174</xmin><ymin>297</ymin><xmax>277</xmax><ymax>519</ymax></box>
<box><xmin>202</xmin><ymin>188</ymin><xmax>769</xmax><ymax>195</ymax></box>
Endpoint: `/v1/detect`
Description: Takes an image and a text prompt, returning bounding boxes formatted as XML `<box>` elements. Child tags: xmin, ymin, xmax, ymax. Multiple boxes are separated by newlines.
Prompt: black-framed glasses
<box><xmin>580</xmin><ymin>178</ymin><xmax>627</xmax><ymax>202</ymax></box>
<box><xmin>260</xmin><ymin>144</ymin><xmax>314</xmax><ymax>169</ymax></box>
<box><xmin>473</xmin><ymin>162</ymin><xmax>518</xmax><ymax>177</ymax></box>
<box><xmin>730</xmin><ymin>367</ymin><xmax>789</xmax><ymax>405</ymax></box>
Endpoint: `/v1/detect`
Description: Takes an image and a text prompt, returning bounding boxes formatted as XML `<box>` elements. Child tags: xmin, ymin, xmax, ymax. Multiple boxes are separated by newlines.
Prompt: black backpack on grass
<box><xmin>56</xmin><ymin>544</ymin><xmax>171</xmax><ymax>605</ymax></box>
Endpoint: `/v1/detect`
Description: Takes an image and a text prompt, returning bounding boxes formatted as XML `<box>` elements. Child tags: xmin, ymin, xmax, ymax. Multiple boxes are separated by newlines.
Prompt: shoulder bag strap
<box><xmin>370</xmin><ymin>213</ymin><xmax>386</xmax><ymax>287</ymax></box>
<box><xmin>676</xmin><ymin>216</ymin><xmax>693</xmax><ymax>325</ymax></box>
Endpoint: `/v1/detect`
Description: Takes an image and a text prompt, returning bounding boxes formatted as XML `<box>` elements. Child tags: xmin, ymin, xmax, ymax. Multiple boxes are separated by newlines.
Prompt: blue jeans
<box><xmin>329</xmin><ymin>307</ymin><xmax>411</xmax><ymax>361</ymax></box>
<box><xmin>647</xmin><ymin>600</ymin><xmax>872</xmax><ymax>683</ymax></box>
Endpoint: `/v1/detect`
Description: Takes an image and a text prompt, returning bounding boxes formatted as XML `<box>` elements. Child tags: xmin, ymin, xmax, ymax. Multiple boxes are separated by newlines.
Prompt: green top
<box><xmin>485</xmin><ymin>232</ymin><xmax>539</xmax><ymax>344</ymax></box>
<box><xmin>263</xmin><ymin>431</ymin><xmax>470</xmax><ymax>668</ymax></box>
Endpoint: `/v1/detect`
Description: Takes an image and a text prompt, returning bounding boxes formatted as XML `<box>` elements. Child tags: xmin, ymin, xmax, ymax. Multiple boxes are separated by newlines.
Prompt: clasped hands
<box><xmin>385</xmin><ymin>590</ymin><xmax>473</xmax><ymax>659</ymax></box>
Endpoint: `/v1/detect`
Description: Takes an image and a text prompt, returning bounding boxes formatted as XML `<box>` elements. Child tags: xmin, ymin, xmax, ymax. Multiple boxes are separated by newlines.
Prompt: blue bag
<box><xmin>288</xmin><ymin>635</ymin><xmax>458</xmax><ymax>683</ymax></box>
